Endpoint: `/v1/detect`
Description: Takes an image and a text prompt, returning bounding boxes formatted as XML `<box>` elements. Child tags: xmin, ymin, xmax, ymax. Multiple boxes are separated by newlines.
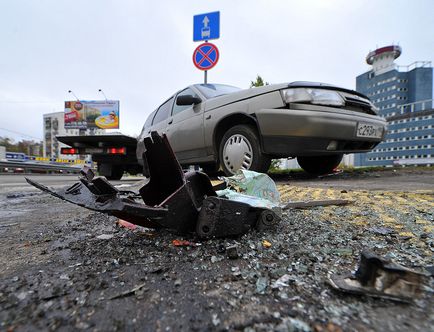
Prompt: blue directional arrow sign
<box><xmin>193</xmin><ymin>11</ymin><xmax>220</xmax><ymax>42</ymax></box>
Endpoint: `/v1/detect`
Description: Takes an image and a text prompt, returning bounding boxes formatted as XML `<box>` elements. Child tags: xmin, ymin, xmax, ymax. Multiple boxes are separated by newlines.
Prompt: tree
<box><xmin>0</xmin><ymin>137</ymin><xmax>17</xmax><ymax>152</ymax></box>
<box><xmin>0</xmin><ymin>136</ymin><xmax>42</xmax><ymax>155</ymax></box>
<box><xmin>250</xmin><ymin>75</ymin><xmax>269</xmax><ymax>88</ymax></box>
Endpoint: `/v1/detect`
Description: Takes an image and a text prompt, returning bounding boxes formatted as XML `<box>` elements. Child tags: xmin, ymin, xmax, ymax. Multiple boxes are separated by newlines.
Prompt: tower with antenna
<box><xmin>355</xmin><ymin>45</ymin><xmax>433</xmax><ymax>167</ymax></box>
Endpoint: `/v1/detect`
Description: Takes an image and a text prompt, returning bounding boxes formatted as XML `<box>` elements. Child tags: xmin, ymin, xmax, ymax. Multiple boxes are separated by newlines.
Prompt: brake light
<box><xmin>107</xmin><ymin>147</ymin><xmax>126</xmax><ymax>155</ymax></box>
<box><xmin>61</xmin><ymin>147</ymin><xmax>79</xmax><ymax>154</ymax></box>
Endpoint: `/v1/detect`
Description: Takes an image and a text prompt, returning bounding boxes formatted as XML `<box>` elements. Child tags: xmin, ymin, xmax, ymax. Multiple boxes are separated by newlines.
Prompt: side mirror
<box><xmin>176</xmin><ymin>95</ymin><xmax>201</xmax><ymax>106</ymax></box>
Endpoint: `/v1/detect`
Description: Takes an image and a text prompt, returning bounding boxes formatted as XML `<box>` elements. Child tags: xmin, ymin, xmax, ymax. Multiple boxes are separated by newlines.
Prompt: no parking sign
<box><xmin>192</xmin><ymin>42</ymin><xmax>219</xmax><ymax>71</ymax></box>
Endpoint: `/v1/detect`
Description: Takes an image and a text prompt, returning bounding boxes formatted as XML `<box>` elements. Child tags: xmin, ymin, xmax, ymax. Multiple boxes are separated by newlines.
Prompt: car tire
<box><xmin>106</xmin><ymin>166</ymin><xmax>124</xmax><ymax>180</ymax></box>
<box><xmin>219</xmin><ymin>125</ymin><xmax>271</xmax><ymax>176</ymax></box>
<box><xmin>297</xmin><ymin>154</ymin><xmax>343</xmax><ymax>175</ymax></box>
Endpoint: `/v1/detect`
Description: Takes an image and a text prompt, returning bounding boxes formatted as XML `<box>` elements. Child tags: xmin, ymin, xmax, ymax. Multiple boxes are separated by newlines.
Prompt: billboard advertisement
<box><xmin>64</xmin><ymin>100</ymin><xmax>120</xmax><ymax>129</ymax></box>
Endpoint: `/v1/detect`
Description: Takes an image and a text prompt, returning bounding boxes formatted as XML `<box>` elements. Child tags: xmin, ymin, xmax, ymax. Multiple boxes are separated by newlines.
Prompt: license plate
<box><xmin>356</xmin><ymin>123</ymin><xmax>383</xmax><ymax>138</ymax></box>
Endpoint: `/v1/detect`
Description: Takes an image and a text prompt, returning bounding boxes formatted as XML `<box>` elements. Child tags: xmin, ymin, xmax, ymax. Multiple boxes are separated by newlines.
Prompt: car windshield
<box><xmin>195</xmin><ymin>84</ymin><xmax>241</xmax><ymax>99</ymax></box>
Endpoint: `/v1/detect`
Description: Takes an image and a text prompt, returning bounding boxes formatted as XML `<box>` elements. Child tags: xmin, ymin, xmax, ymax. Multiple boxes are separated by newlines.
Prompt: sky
<box><xmin>1</xmin><ymin>0</ymin><xmax>433</xmax><ymax>141</ymax></box>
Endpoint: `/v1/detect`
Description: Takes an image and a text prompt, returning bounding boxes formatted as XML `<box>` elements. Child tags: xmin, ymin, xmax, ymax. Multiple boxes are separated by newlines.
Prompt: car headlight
<box><xmin>281</xmin><ymin>88</ymin><xmax>344</xmax><ymax>106</ymax></box>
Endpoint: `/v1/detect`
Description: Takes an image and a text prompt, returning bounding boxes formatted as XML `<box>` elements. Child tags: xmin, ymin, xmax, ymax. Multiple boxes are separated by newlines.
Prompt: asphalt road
<box><xmin>0</xmin><ymin>174</ymin><xmax>142</xmax><ymax>193</ymax></box>
<box><xmin>0</xmin><ymin>168</ymin><xmax>433</xmax><ymax>331</ymax></box>
<box><xmin>1</xmin><ymin>167</ymin><xmax>433</xmax><ymax>191</ymax></box>
<box><xmin>285</xmin><ymin>169</ymin><xmax>434</xmax><ymax>192</ymax></box>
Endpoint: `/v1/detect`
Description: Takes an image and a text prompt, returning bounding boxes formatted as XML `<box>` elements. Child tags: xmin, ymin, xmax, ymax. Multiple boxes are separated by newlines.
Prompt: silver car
<box><xmin>137</xmin><ymin>82</ymin><xmax>386</xmax><ymax>175</ymax></box>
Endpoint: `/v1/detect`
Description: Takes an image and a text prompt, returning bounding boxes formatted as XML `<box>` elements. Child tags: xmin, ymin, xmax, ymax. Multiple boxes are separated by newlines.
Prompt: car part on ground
<box><xmin>328</xmin><ymin>250</ymin><xmax>430</xmax><ymax>303</ymax></box>
<box><xmin>217</xmin><ymin>169</ymin><xmax>281</xmax><ymax>209</ymax></box>
<box><xmin>283</xmin><ymin>199</ymin><xmax>352</xmax><ymax>209</ymax></box>
<box><xmin>26</xmin><ymin>132</ymin><xmax>280</xmax><ymax>239</ymax></box>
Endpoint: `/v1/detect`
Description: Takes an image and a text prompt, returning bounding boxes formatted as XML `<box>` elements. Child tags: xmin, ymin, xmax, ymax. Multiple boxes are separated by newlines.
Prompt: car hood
<box><xmin>204</xmin><ymin>81</ymin><xmax>367</xmax><ymax>111</ymax></box>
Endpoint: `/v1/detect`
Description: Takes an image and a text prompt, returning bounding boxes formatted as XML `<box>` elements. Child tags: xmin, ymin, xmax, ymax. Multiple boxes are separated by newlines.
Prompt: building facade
<box><xmin>43</xmin><ymin>112</ymin><xmax>105</xmax><ymax>159</ymax></box>
<box><xmin>355</xmin><ymin>45</ymin><xmax>433</xmax><ymax>166</ymax></box>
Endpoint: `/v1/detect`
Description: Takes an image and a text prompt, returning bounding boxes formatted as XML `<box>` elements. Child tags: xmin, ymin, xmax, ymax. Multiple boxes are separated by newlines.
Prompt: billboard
<box><xmin>64</xmin><ymin>100</ymin><xmax>120</xmax><ymax>129</ymax></box>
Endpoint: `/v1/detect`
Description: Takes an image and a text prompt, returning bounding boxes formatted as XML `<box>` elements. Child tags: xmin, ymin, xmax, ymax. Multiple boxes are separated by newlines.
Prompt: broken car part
<box><xmin>26</xmin><ymin>132</ymin><xmax>280</xmax><ymax>239</ymax></box>
<box><xmin>283</xmin><ymin>199</ymin><xmax>352</xmax><ymax>210</ymax></box>
<box><xmin>328</xmin><ymin>250</ymin><xmax>430</xmax><ymax>303</ymax></box>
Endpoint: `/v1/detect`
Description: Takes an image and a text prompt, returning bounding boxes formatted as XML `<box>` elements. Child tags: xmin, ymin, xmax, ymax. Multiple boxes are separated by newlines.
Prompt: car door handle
<box><xmin>205</xmin><ymin>115</ymin><xmax>211</xmax><ymax>120</ymax></box>
<box><xmin>168</xmin><ymin>119</ymin><xmax>173</xmax><ymax>125</ymax></box>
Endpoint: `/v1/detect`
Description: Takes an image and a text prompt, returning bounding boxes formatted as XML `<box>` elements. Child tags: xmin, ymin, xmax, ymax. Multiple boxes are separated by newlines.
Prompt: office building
<box><xmin>355</xmin><ymin>45</ymin><xmax>433</xmax><ymax>166</ymax></box>
<box><xmin>43</xmin><ymin>112</ymin><xmax>105</xmax><ymax>159</ymax></box>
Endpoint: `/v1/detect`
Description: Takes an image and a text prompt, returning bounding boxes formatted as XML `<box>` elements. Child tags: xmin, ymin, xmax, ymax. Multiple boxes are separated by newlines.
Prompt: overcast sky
<box><xmin>1</xmin><ymin>0</ymin><xmax>433</xmax><ymax>141</ymax></box>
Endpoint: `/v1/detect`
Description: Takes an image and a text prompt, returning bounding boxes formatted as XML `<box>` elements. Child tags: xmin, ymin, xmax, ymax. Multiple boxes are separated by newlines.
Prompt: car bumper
<box><xmin>255</xmin><ymin>105</ymin><xmax>386</xmax><ymax>156</ymax></box>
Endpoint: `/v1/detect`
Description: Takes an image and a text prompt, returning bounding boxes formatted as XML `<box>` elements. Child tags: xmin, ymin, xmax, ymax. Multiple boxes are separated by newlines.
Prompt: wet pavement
<box><xmin>0</xmin><ymin>169</ymin><xmax>433</xmax><ymax>331</ymax></box>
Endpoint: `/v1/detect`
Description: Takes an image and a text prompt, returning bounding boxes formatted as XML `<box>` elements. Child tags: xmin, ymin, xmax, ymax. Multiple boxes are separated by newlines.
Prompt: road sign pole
<box><xmin>204</xmin><ymin>39</ymin><xmax>208</xmax><ymax>84</ymax></box>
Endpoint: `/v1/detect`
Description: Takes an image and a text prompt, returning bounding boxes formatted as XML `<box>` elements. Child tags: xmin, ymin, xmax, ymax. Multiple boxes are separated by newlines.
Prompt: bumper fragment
<box><xmin>26</xmin><ymin>132</ymin><xmax>280</xmax><ymax>238</ymax></box>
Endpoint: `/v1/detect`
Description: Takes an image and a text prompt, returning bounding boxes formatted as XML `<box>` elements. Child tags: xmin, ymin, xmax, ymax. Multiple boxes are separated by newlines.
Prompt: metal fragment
<box><xmin>328</xmin><ymin>250</ymin><xmax>430</xmax><ymax>303</ymax></box>
<box><xmin>26</xmin><ymin>132</ymin><xmax>279</xmax><ymax>239</ymax></box>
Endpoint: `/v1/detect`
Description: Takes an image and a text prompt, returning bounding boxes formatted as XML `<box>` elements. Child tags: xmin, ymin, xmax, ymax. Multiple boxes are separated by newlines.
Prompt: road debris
<box><xmin>116</xmin><ymin>219</ymin><xmax>137</xmax><ymax>230</ymax></box>
<box><xmin>283</xmin><ymin>199</ymin><xmax>351</xmax><ymax>209</ymax></box>
<box><xmin>271</xmin><ymin>274</ymin><xmax>292</xmax><ymax>289</ymax></box>
<box><xmin>0</xmin><ymin>223</ymin><xmax>18</xmax><ymax>228</ymax></box>
<box><xmin>96</xmin><ymin>234</ymin><xmax>114</xmax><ymax>240</ymax></box>
<box><xmin>1</xmin><ymin>166</ymin><xmax>433</xmax><ymax>331</ymax></box>
<box><xmin>217</xmin><ymin>169</ymin><xmax>281</xmax><ymax>209</ymax></box>
<box><xmin>256</xmin><ymin>276</ymin><xmax>269</xmax><ymax>294</ymax></box>
<box><xmin>26</xmin><ymin>132</ymin><xmax>280</xmax><ymax>239</ymax></box>
<box><xmin>226</xmin><ymin>245</ymin><xmax>239</xmax><ymax>259</ymax></box>
<box><xmin>262</xmin><ymin>239</ymin><xmax>272</xmax><ymax>248</ymax></box>
<box><xmin>108</xmin><ymin>283</ymin><xmax>148</xmax><ymax>300</ymax></box>
<box><xmin>329</xmin><ymin>250</ymin><xmax>430</xmax><ymax>303</ymax></box>
<box><xmin>368</xmin><ymin>226</ymin><xmax>396</xmax><ymax>236</ymax></box>
<box><xmin>172</xmin><ymin>239</ymin><xmax>196</xmax><ymax>247</ymax></box>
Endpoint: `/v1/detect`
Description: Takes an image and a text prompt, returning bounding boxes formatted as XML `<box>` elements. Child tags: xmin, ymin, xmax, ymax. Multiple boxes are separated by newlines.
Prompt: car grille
<box><xmin>345</xmin><ymin>96</ymin><xmax>371</xmax><ymax>107</ymax></box>
<box><xmin>344</xmin><ymin>96</ymin><xmax>375</xmax><ymax>115</ymax></box>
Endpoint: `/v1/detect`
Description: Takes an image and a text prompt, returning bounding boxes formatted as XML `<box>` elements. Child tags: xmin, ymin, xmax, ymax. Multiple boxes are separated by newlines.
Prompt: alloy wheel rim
<box><xmin>222</xmin><ymin>134</ymin><xmax>253</xmax><ymax>174</ymax></box>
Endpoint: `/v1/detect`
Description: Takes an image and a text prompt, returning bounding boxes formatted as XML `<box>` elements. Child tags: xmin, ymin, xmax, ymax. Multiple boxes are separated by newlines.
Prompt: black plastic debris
<box><xmin>328</xmin><ymin>250</ymin><xmax>430</xmax><ymax>303</ymax></box>
<box><xmin>26</xmin><ymin>132</ymin><xmax>280</xmax><ymax>239</ymax></box>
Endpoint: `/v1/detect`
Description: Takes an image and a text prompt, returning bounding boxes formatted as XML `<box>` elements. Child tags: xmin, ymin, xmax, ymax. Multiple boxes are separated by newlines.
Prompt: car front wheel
<box><xmin>297</xmin><ymin>154</ymin><xmax>343</xmax><ymax>175</ymax></box>
<box><xmin>219</xmin><ymin>125</ymin><xmax>270</xmax><ymax>176</ymax></box>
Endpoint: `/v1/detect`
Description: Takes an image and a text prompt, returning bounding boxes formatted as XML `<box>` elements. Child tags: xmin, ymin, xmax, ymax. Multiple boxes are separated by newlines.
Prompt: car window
<box><xmin>172</xmin><ymin>88</ymin><xmax>200</xmax><ymax>116</ymax></box>
<box><xmin>144</xmin><ymin>110</ymin><xmax>156</xmax><ymax>128</ymax></box>
<box><xmin>152</xmin><ymin>97</ymin><xmax>174</xmax><ymax>125</ymax></box>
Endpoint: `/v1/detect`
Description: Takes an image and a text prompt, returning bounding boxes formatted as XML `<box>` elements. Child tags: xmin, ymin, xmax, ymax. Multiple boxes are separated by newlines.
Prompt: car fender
<box><xmin>209</xmin><ymin>111</ymin><xmax>264</xmax><ymax>158</ymax></box>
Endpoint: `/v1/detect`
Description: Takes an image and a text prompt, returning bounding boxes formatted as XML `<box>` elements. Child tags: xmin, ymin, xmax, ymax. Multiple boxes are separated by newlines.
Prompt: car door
<box><xmin>165</xmin><ymin>88</ymin><xmax>207</xmax><ymax>162</ymax></box>
<box><xmin>148</xmin><ymin>97</ymin><xmax>174</xmax><ymax>136</ymax></box>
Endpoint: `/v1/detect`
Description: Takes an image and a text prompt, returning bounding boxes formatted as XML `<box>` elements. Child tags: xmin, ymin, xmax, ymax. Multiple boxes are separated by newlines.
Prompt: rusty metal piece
<box><xmin>328</xmin><ymin>250</ymin><xmax>430</xmax><ymax>303</ymax></box>
<box><xmin>26</xmin><ymin>132</ymin><xmax>278</xmax><ymax>238</ymax></box>
<box><xmin>283</xmin><ymin>199</ymin><xmax>352</xmax><ymax>210</ymax></box>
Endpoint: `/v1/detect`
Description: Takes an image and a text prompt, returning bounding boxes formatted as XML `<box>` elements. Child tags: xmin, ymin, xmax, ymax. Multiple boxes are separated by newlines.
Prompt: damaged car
<box><xmin>137</xmin><ymin>82</ymin><xmax>386</xmax><ymax>175</ymax></box>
